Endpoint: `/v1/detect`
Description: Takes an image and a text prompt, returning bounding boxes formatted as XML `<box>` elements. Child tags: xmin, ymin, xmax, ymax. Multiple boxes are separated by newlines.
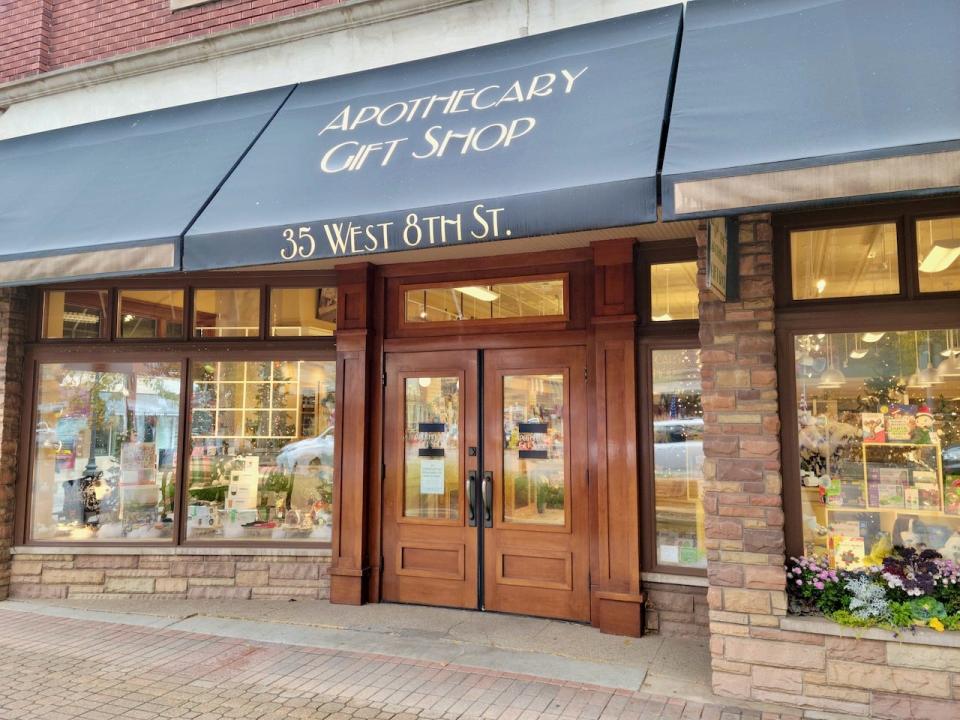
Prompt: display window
<box><xmin>916</xmin><ymin>215</ymin><xmax>960</xmax><ymax>293</ymax></box>
<box><xmin>30</xmin><ymin>361</ymin><xmax>182</xmax><ymax>542</ymax></box>
<box><xmin>187</xmin><ymin>359</ymin><xmax>336</xmax><ymax>542</ymax></box>
<box><xmin>650</xmin><ymin>348</ymin><xmax>705</xmax><ymax>569</ymax></box>
<box><xmin>25</xmin><ymin>276</ymin><xmax>338</xmax><ymax>546</ymax></box>
<box><xmin>637</xmin><ymin>239</ymin><xmax>703</xmax><ymax>575</ymax></box>
<box><xmin>794</xmin><ymin>328</ymin><xmax>960</xmax><ymax>568</ymax></box>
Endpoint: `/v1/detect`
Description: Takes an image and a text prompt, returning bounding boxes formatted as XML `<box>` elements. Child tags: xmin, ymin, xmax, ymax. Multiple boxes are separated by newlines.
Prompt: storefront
<box><xmin>2</xmin><ymin>0</ymin><xmax>960</xmax><ymax>715</ymax></box>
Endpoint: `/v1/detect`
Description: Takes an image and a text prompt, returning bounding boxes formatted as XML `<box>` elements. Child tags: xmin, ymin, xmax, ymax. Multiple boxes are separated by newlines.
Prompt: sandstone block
<box><xmin>236</xmin><ymin>570</ymin><xmax>269</xmax><ymax>587</ymax></box>
<box><xmin>268</xmin><ymin>563</ymin><xmax>321</xmax><ymax>581</ymax></box>
<box><xmin>187</xmin><ymin>586</ymin><xmax>252</xmax><ymax>599</ymax></box>
<box><xmin>41</xmin><ymin>569</ymin><xmax>104</xmax><ymax>585</ymax></box>
<box><xmin>824</xmin><ymin>636</ymin><xmax>886</xmax><ymax>664</ymax></box>
<box><xmin>74</xmin><ymin>555</ymin><xmax>139</xmax><ymax>569</ymax></box>
<box><xmin>10</xmin><ymin>560</ymin><xmax>41</xmax><ymax>576</ymax></box>
<box><xmin>724</xmin><ymin>636</ymin><xmax>825</xmax><ymax>670</ymax></box>
<box><xmin>885</xmin><ymin>642</ymin><xmax>960</xmax><ymax>671</ymax></box>
<box><xmin>722</xmin><ymin>588</ymin><xmax>771</xmax><ymax>614</ymax></box>
<box><xmin>251</xmin><ymin>586</ymin><xmax>319</xmax><ymax>598</ymax></box>
<box><xmin>155</xmin><ymin>578</ymin><xmax>188</xmax><ymax>593</ymax></box>
<box><xmin>169</xmin><ymin>561</ymin><xmax>235</xmax><ymax>578</ymax></box>
<box><xmin>826</xmin><ymin>659</ymin><xmax>952</xmax><ymax>699</ymax></box>
<box><xmin>750</xmin><ymin>666</ymin><xmax>802</xmax><ymax>694</ymax></box>
<box><xmin>712</xmin><ymin>671</ymin><xmax>751</xmax><ymax>699</ymax></box>
<box><xmin>871</xmin><ymin>692</ymin><xmax>960</xmax><ymax>720</ymax></box>
<box><xmin>104</xmin><ymin>577</ymin><xmax>155</xmax><ymax>594</ymax></box>
<box><xmin>9</xmin><ymin>583</ymin><xmax>67</xmax><ymax>599</ymax></box>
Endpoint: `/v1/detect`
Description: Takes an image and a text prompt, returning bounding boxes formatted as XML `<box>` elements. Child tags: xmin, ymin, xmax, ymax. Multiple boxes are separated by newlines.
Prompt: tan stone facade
<box><xmin>643</xmin><ymin>582</ymin><xmax>709</xmax><ymax>638</ymax></box>
<box><xmin>697</xmin><ymin>214</ymin><xmax>960</xmax><ymax>717</ymax></box>
<box><xmin>10</xmin><ymin>550</ymin><xmax>331</xmax><ymax>600</ymax></box>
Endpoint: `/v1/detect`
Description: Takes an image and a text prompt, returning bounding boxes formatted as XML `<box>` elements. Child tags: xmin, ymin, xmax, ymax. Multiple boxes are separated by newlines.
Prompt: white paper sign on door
<box><xmin>419</xmin><ymin>459</ymin><xmax>445</xmax><ymax>495</ymax></box>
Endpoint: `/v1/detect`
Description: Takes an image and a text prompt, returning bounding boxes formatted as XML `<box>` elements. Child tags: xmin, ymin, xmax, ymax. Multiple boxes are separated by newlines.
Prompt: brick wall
<box><xmin>644</xmin><ymin>583</ymin><xmax>709</xmax><ymax>638</ymax></box>
<box><xmin>1</xmin><ymin>0</ymin><xmax>341</xmax><ymax>84</ymax></box>
<box><xmin>0</xmin><ymin>289</ymin><xmax>29</xmax><ymax>601</ymax></box>
<box><xmin>10</xmin><ymin>551</ymin><xmax>331</xmax><ymax>599</ymax></box>
<box><xmin>0</xmin><ymin>0</ymin><xmax>53</xmax><ymax>83</ymax></box>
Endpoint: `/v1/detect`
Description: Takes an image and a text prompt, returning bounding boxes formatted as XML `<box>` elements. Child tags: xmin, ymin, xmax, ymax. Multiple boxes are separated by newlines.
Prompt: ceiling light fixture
<box><xmin>919</xmin><ymin>241</ymin><xmax>960</xmax><ymax>273</ymax></box>
<box><xmin>862</xmin><ymin>331</ymin><xmax>886</xmax><ymax>343</ymax></box>
<box><xmin>455</xmin><ymin>286</ymin><xmax>499</xmax><ymax>302</ymax></box>
<box><xmin>815</xmin><ymin>278</ymin><xmax>827</xmax><ymax>295</ymax></box>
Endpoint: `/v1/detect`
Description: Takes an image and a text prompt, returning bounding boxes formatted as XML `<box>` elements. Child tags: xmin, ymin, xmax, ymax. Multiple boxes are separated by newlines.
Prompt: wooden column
<box><xmin>589</xmin><ymin>238</ymin><xmax>645</xmax><ymax>636</ymax></box>
<box><xmin>329</xmin><ymin>263</ymin><xmax>375</xmax><ymax>605</ymax></box>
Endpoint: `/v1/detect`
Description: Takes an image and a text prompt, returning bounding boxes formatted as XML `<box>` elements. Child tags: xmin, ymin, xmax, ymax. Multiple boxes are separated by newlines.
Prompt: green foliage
<box><xmin>830</xmin><ymin>610</ymin><xmax>878</xmax><ymax>628</ymax></box>
<box><xmin>905</xmin><ymin>596</ymin><xmax>947</xmax><ymax>622</ymax></box>
<box><xmin>888</xmin><ymin>602</ymin><xmax>914</xmax><ymax>628</ymax></box>
<box><xmin>814</xmin><ymin>580</ymin><xmax>851</xmax><ymax>614</ymax></box>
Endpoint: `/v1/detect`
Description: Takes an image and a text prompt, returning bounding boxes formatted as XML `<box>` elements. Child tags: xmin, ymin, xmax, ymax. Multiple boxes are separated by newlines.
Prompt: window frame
<box><xmin>396</xmin><ymin>272</ymin><xmax>570</xmax><ymax>330</ymax></box>
<box><xmin>35</xmin><ymin>271</ymin><xmax>337</xmax><ymax>344</ymax></box>
<box><xmin>774</xmin><ymin>197</ymin><xmax>960</xmax><ymax>309</ymax></box>
<box><xmin>116</xmin><ymin>287</ymin><xmax>187</xmax><ymax>341</ymax></box>
<box><xmin>20</xmin><ymin>271</ymin><xmax>338</xmax><ymax>549</ymax></box>
<box><xmin>635</xmin><ymin>238</ymin><xmax>705</xmax><ymax>576</ymax></box>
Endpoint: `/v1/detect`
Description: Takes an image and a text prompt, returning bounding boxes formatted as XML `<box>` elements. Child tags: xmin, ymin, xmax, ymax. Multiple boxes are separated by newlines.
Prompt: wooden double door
<box><xmin>381</xmin><ymin>346</ymin><xmax>590</xmax><ymax>622</ymax></box>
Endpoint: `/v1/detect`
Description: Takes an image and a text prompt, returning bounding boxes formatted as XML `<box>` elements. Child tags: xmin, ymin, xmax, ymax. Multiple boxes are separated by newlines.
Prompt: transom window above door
<box><xmin>402</xmin><ymin>276</ymin><xmax>567</xmax><ymax>325</ymax></box>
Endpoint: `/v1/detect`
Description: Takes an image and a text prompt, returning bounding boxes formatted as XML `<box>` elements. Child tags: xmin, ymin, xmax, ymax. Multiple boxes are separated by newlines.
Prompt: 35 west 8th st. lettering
<box><xmin>279</xmin><ymin>204</ymin><xmax>508</xmax><ymax>260</ymax></box>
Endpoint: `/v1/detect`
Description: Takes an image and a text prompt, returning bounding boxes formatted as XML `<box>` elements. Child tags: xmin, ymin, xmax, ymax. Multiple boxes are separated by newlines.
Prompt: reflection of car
<box><xmin>653</xmin><ymin>418</ymin><xmax>704</xmax><ymax>478</ymax></box>
<box><xmin>943</xmin><ymin>446</ymin><xmax>960</xmax><ymax>476</ymax></box>
<box><xmin>275</xmin><ymin>427</ymin><xmax>335</xmax><ymax>473</ymax></box>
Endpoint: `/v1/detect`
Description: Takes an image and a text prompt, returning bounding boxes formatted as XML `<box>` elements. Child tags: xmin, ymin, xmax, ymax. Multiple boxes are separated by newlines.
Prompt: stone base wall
<box><xmin>9</xmin><ymin>550</ymin><xmax>331</xmax><ymax>600</ymax></box>
<box><xmin>644</xmin><ymin>582</ymin><xmax>709</xmax><ymax>638</ymax></box>
<box><xmin>711</xmin><ymin>616</ymin><xmax>960</xmax><ymax>718</ymax></box>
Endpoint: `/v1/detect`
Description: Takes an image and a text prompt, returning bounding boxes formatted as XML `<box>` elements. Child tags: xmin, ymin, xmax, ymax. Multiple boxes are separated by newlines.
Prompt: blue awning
<box><xmin>0</xmin><ymin>87</ymin><xmax>292</xmax><ymax>285</ymax></box>
<box><xmin>183</xmin><ymin>6</ymin><xmax>682</xmax><ymax>270</ymax></box>
<box><xmin>662</xmin><ymin>0</ymin><xmax>960</xmax><ymax>219</ymax></box>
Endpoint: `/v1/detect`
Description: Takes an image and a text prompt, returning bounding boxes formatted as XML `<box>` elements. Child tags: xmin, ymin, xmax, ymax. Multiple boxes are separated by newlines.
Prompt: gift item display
<box><xmin>651</xmin><ymin>348</ymin><xmax>705</xmax><ymax>569</ymax></box>
<box><xmin>796</xmin><ymin>329</ymin><xmax>960</xmax><ymax>569</ymax></box>
<box><xmin>187</xmin><ymin>359</ymin><xmax>336</xmax><ymax>541</ymax></box>
<box><xmin>30</xmin><ymin>362</ymin><xmax>181</xmax><ymax>541</ymax></box>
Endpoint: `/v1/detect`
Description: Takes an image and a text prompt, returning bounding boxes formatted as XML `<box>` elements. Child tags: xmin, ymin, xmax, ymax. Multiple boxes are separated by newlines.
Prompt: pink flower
<box><xmin>796</xmin><ymin>579</ymin><xmax>803</xmax><ymax>586</ymax></box>
<box><xmin>813</xmin><ymin>581</ymin><xmax>825</xmax><ymax>590</ymax></box>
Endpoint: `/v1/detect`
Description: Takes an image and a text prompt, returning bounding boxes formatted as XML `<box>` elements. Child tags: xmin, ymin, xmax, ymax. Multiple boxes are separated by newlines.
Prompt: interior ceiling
<box><xmin>225</xmin><ymin>220</ymin><xmax>700</xmax><ymax>273</ymax></box>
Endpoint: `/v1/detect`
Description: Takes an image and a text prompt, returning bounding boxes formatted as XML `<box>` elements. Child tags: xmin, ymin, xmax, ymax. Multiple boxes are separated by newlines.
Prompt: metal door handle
<box><xmin>466</xmin><ymin>470</ymin><xmax>477</xmax><ymax>527</ymax></box>
<box><xmin>482</xmin><ymin>471</ymin><xmax>493</xmax><ymax>528</ymax></box>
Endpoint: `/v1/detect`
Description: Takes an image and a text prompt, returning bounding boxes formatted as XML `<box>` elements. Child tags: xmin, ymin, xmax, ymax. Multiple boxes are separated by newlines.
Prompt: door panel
<box><xmin>482</xmin><ymin>347</ymin><xmax>590</xmax><ymax>621</ymax></box>
<box><xmin>381</xmin><ymin>351</ymin><xmax>478</xmax><ymax>609</ymax></box>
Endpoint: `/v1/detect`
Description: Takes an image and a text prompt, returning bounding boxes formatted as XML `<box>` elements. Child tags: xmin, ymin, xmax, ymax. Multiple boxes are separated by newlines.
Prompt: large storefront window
<box><xmin>651</xmin><ymin>348</ymin><xmax>705</xmax><ymax>569</ymax></box>
<box><xmin>795</xmin><ymin>328</ymin><xmax>960</xmax><ymax>568</ymax></box>
<box><xmin>187</xmin><ymin>359</ymin><xmax>336</xmax><ymax>541</ymax></box>
<box><xmin>30</xmin><ymin>362</ymin><xmax>181</xmax><ymax>541</ymax></box>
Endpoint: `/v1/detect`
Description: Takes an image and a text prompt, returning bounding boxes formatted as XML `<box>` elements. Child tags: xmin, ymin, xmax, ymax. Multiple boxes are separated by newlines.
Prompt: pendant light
<box><xmin>849</xmin><ymin>334</ymin><xmax>868</xmax><ymax>360</ymax></box>
<box><xmin>918</xmin><ymin>219</ymin><xmax>960</xmax><ymax>273</ymax></box>
<box><xmin>938</xmin><ymin>329</ymin><xmax>960</xmax><ymax>378</ymax></box>
<box><xmin>818</xmin><ymin>335</ymin><xmax>846</xmax><ymax>388</ymax></box>
<box><xmin>918</xmin><ymin>330</ymin><xmax>944</xmax><ymax>387</ymax></box>
<box><xmin>652</xmin><ymin>267</ymin><xmax>673</xmax><ymax>322</ymax></box>
<box><xmin>862</xmin><ymin>331</ymin><xmax>886</xmax><ymax>343</ymax></box>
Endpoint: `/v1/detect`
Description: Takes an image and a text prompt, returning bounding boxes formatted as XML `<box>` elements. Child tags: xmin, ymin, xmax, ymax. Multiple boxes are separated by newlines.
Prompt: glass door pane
<box><xmin>502</xmin><ymin>373</ymin><xmax>566</xmax><ymax>525</ymax></box>
<box><xmin>403</xmin><ymin>376</ymin><xmax>461</xmax><ymax>519</ymax></box>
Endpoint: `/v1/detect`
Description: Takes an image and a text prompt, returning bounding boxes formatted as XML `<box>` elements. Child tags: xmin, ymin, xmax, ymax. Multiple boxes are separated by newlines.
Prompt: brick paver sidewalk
<box><xmin>0</xmin><ymin>610</ymin><xmax>798</xmax><ymax>720</ymax></box>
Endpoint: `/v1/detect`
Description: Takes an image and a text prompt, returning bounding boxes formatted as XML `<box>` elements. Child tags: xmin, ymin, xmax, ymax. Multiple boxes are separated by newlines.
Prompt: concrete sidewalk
<box><xmin>0</xmin><ymin>599</ymin><xmax>798</xmax><ymax>718</ymax></box>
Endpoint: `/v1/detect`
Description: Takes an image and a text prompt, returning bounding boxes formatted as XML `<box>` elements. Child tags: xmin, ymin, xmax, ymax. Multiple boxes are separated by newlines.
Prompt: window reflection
<box><xmin>270</xmin><ymin>288</ymin><xmax>336</xmax><ymax>337</ymax></box>
<box><xmin>187</xmin><ymin>360</ymin><xmax>336</xmax><ymax>541</ymax></box>
<box><xmin>193</xmin><ymin>288</ymin><xmax>261</xmax><ymax>338</ymax></box>
<box><xmin>796</xmin><ymin>329</ymin><xmax>960</xmax><ymax>568</ymax></box>
<box><xmin>403</xmin><ymin>377</ymin><xmax>460</xmax><ymax>520</ymax></box>
<box><xmin>118</xmin><ymin>289</ymin><xmax>184</xmax><ymax>338</ymax></box>
<box><xmin>652</xmin><ymin>349</ymin><xmax>705</xmax><ymax>568</ymax></box>
<box><xmin>791</xmin><ymin>223</ymin><xmax>899</xmax><ymax>300</ymax></box>
<box><xmin>650</xmin><ymin>262</ymin><xmax>698</xmax><ymax>321</ymax></box>
<box><xmin>43</xmin><ymin>290</ymin><xmax>108</xmax><ymax>339</ymax></box>
<box><xmin>917</xmin><ymin>216</ymin><xmax>960</xmax><ymax>293</ymax></box>
<box><xmin>502</xmin><ymin>374</ymin><xmax>566</xmax><ymax>526</ymax></box>
<box><xmin>405</xmin><ymin>278</ymin><xmax>564</xmax><ymax>323</ymax></box>
<box><xmin>31</xmin><ymin>362</ymin><xmax>181</xmax><ymax>541</ymax></box>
